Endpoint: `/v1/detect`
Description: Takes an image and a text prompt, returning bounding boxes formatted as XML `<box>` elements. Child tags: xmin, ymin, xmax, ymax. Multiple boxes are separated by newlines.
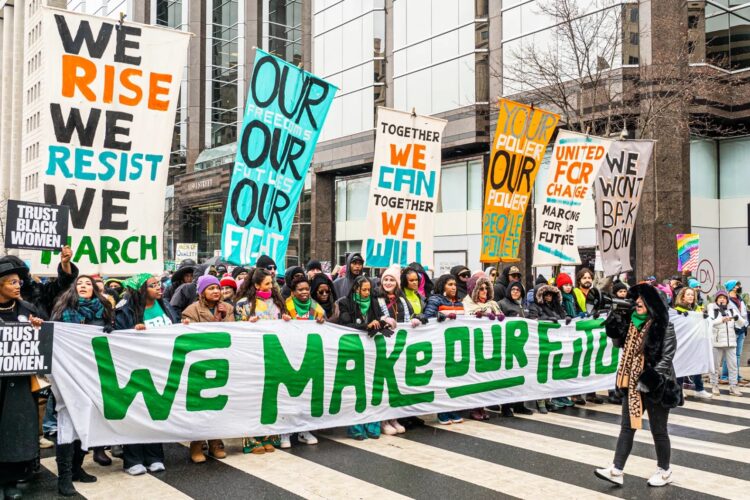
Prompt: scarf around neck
<box><xmin>616</xmin><ymin>318</ymin><xmax>651</xmax><ymax>429</ymax></box>
<box><xmin>353</xmin><ymin>293</ymin><xmax>370</xmax><ymax>317</ymax></box>
<box><xmin>292</xmin><ymin>296</ymin><xmax>312</xmax><ymax>316</ymax></box>
<box><xmin>631</xmin><ymin>311</ymin><xmax>649</xmax><ymax>330</ymax></box>
<box><xmin>61</xmin><ymin>297</ymin><xmax>104</xmax><ymax>324</ymax></box>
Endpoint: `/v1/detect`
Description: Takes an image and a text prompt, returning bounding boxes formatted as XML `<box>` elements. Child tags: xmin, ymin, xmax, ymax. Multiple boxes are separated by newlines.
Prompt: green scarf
<box><xmin>353</xmin><ymin>293</ymin><xmax>370</xmax><ymax>317</ymax></box>
<box><xmin>404</xmin><ymin>289</ymin><xmax>422</xmax><ymax>315</ymax></box>
<box><xmin>292</xmin><ymin>296</ymin><xmax>312</xmax><ymax>316</ymax></box>
<box><xmin>561</xmin><ymin>292</ymin><xmax>576</xmax><ymax>317</ymax></box>
<box><xmin>631</xmin><ymin>311</ymin><xmax>649</xmax><ymax>331</ymax></box>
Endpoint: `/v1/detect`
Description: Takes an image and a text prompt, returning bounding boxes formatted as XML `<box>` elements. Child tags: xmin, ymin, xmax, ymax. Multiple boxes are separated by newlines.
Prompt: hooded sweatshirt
<box><xmin>333</xmin><ymin>252</ymin><xmax>371</xmax><ymax>299</ymax></box>
<box><xmin>311</xmin><ymin>273</ymin><xmax>339</xmax><ymax>323</ymax></box>
<box><xmin>499</xmin><ymin>281</ymin><xmax>526</xmax><ymax>318</ymax></box>
<box><xmin>281</xmin><ymin>266</ymin><xmax>305</xmax><ymax>299</ymax></box>
<box><xmin>450</xmin><ymin>265</ymin><xmax>470</xmax><ymax>300</ymax></box>
<box><xmin>408</xmin><ymin>261</ymin><xmax>434</xmax><ymax>298</ymax></box>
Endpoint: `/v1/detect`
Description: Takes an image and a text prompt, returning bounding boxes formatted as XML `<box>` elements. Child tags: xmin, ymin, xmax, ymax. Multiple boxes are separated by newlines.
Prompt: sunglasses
<box><xmin>317</xmin><ymin>289</ymin><xmax>331</xmax><ymax>295</ymax></box>
<box><xmin>265</xmin><ymin>265</ymin><xmax>277</xmax><ymax>271</ymax></box>
<box><xmin>458</xmin><ymin>272</ymin><xmax>471</xmax><ymax>278</ymax></box>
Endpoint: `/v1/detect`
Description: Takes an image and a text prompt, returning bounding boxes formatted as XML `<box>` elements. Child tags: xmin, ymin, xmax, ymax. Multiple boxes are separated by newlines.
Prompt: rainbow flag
<box><xmin>676</xmin><ymin>233</ymin><xmax>699</xmax><ymax>272</ymax></box>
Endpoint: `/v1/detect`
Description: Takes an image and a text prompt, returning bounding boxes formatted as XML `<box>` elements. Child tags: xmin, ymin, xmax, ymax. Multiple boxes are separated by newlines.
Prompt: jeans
<box><xmin>722</xmin><ymin>328</ymin><xmax>746</xmax><ymax>380</ymax></box>
<box><xmin>122</xmin><ymin>443</ymin><xmax>164</xmax><ymax>469</ymax></box>
<box><xmin>42</xmin><ymin>393</ymin><xmax>57</xmax><ymax>435</ymax></box>
<box><xmin>613</xmin><ymin>393</ymin><xmax>671</xmax><ymax>471</ymax></box>
<box><xmin>691</xmin><ymin>374</ymin><xmax>705</xmax><ymax>392</ymax></box>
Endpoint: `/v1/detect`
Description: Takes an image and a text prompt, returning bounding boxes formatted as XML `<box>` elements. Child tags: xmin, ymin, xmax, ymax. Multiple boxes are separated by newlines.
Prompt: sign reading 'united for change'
<box><xmin>4</xmin><ymin>200</ymin><xmax>69</xmax><ymax>251</ymax></box>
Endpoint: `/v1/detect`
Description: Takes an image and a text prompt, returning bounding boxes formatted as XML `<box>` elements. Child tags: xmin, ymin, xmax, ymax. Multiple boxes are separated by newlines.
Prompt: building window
<box><xmin>335</xmin><ymin>176</ymin><xmax>371</xmax><ymax>222</ymax></box>
<box><xmin>267</xmin><ymin>0</ymin><xmax>302</xmax><ymax>65</ymax></box>
<box><xmin>209</xmin><ymin>0</ymin><xmax>240</xmax><ymax>148</ymax></box>
<box><xmin>437</xmin><ymin>158</ymin><xmax>484</xmax><ymax>213</ymax></box>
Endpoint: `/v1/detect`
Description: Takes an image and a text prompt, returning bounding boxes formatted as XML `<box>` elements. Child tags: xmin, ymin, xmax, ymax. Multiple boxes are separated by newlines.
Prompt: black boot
<box><xmin>56</xmin><ymin>443</ymin><xmax>77</xmax><ymax>497</ymax></box>
<box><xmin>72</xmin><ymin>446</ymin><xmax>97</xmax><ymax>483</ymax></box>
<box><xmin>92</xmin><ymin>447</ymin><xmax>111</xmax><ymax>466</ymax></box>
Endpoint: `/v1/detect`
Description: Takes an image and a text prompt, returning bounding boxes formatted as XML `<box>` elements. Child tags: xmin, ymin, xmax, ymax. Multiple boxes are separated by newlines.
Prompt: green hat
<box><xmin>122</xmin><ymin>273</ymin><xmax>153</xmax><ymax>291</ymax></box>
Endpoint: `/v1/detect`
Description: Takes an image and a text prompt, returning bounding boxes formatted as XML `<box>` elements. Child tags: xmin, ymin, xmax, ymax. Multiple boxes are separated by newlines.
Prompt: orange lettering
<box><xmin>381</xmin><ymin>212</ymin><xmax>403</xmax><ymax>236</ymax></box>
<box><xmin>148</xmin><ymin>72</ymin><xmax>172</xmax><ymax>111</ymax></box>
<box><xmin>103</xmin><ymin>65</ymin><xmax>115</xmax><ymax>103</ymax></box>
<box><xmin>389</xmin><ymin>144</ymin><xmax>412</xmax><ymax>167</ymax></box>
<box><xmin>61</xmin><ymin>54</ymin><xmax>96</xmax><ymax>101</ymax></box>
<box><xmin>119</xmin><ymin>68</ymin><xmax>143</xmax><ymax>106</ymax></box>
<box><xmin>403</xmin><ymin>213</ymin><xmax>417</xmax><ymax>239</ymax></box>
<box><xmin>412</xmin><ymin>144</ymin><xmax>426</xmax><ymax>170</ymax></box>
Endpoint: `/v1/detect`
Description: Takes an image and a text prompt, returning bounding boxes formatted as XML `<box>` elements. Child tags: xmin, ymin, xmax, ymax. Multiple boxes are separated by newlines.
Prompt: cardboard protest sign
<box><xmin>677</xmin><ymin>233</ymin><xmax>700</xmax><ymax>272</ymax></box>
<box><xmin>221</xmin><ymin>50</ymin><xmax>336</xmax><ymax>274</ymax></box>
<box><xmin>362</xmin><ymin>107</ymin><xmax>447</xmax><ymax>268</ymax></box>
<box><xmin>4</xmin><ymin>200</ymin><xmax>69</xmax><ymax>251</ymax></box>
<box><xmin>38</xmin><ymin>8</ymin><xmax>189</xmax><ymax>274</ymax></box>
<box><xmin>481</xmin><ymin>99</ymin><xmax>559</xmax><ymax>263</ymax></box>
<box><xmin>533</xmin><ymin>131</ymin><xmax>613</xmax><ymax>266</ymax></box>
<box><xmin>594</xmin><ymin>140</ymin><xmax>653</xmax><ymax>276</ymax></box>
<box><xmin>0</xmin><ymin>323</ymin><xmax>54</xmax><ymax>377</ymax></box>
<box><xmin>175</xmin><ymin>243</ymin><xmax>198</xmax><ymax>262</ymax></box>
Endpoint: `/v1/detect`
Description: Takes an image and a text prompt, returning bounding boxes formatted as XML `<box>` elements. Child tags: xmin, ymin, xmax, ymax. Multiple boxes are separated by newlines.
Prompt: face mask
<box><xmin>737</xmin><ymin>287</ymin><xmax>743</xmax><ymax>294</ymax></box>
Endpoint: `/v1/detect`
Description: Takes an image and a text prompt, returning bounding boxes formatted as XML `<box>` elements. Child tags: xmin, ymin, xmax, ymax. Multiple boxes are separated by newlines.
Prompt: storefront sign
<box><xmin>4</xmin><ymin>200</ymin><xmax>69</xmax><ymax>251</ymax></box>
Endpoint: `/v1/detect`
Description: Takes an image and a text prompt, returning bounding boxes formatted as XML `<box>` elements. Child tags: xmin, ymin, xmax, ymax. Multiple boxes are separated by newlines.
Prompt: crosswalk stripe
<box><xmin>40</xmin><ymin>455</ymin><xmax>191</xmax><ymax>500</ymax></box>
<box><xmin>575</xmin><ymin>402</ymin><xmax>747</xmax><ymax>433</ymax></box>
<box><xmin>684</xmin><ymin>389</ymin><xmax>750</xmax><ymax>404</ymax></box>
<box><xmin>325</xmin><ymin>433</ymin><xmax>619</xmax><ymax>499</ymax></box>
<box><xmin>513</xmin><ymin>411</ymin><xmax>750</xmax><ymax>463</ymax></box>
<box><xmin>679</xmin><ymin>398</ymin><xmax>750</xmax><ymax>418</ymax></box>
<box><xmin>193</xmin><ymin>440</ymin><xmax>410</xmax><ymax>499</ymax></box>
<box><xmin>428</xmin><ymin>419</ymin><xmax>750</xmax><ymax>500</ymax></box>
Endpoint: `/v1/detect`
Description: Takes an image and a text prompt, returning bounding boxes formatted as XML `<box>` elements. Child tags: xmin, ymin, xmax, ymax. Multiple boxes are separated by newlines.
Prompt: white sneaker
<box><xmin>729</xmin><ymin>386</ymin><xmax>743</xmax><ymax>397</ymax></box>
<box><xmin>391</xmin><ymin>419</ymin><xmax>406</xmax><ymax>434</ymax></box>
<box><xmin>126</xmin><ymin>464</ymin><xmax>147</xmax><ymax>476</ymax></box>
<box><xmin>712</xmin><ymin>385</ymin><xmax>721</xmax><ymax>396</ymax></box>
<box><xmin>39</xmin><ymin>436</ymin><xmax>54</xmax><ymax>449</ymax></box>
<box><xmin>280</xmin><ymin>433</ymin><xmax>292</xmax><ymax>449</ymax></box>
<box><xmin>694</xmin><ymin>389</ymin><xmax>713</xmax><ymax>399</ymax></box>
<box><xmin>381</xmin><ymin>420</ymin><xmax>397</xmax><ymax>435</ymax></box>
<box><xmin>297</xmin><ymin>431</ymin><xmax>318</xmax><ymax>445</ymax></box>
<box><xmin>594</xmin><ymin>465</ymin><xmax>624</xmax><ymax>486</ymax></box>
<box><xmin>147</xmin><ymin>462</ymin><xmax>165</xmax><ymax>472</ymax></box>
<box><xmin>647</xmin><ymin>468</ymin><xmax>673</xmax><ymax>487</ymax></box>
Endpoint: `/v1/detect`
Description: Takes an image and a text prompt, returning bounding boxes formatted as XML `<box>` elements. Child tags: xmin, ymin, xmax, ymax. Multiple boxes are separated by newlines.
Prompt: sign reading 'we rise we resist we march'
<box><xmin>38</xmin><ymin>8</ymin><xmax>189</xmax><ymax>274</ymax></box>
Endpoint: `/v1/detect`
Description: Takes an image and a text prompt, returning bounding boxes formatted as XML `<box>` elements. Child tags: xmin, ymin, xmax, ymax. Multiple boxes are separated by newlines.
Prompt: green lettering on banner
<box><xmin>372</xmin><ymin>330</ymin><xmax>433</xmax><ymax>407</ymax></box>
<box><xmin>474</xmin><ymin>326</ymin><xmax>502</xmax><ymax>373</ymax></box>
<box><xmin>595</xmin><ymin>329</ymin><xmax>620</xmax><ymax>374</ymax></box>
<box><xmin>329</xmin><ymin>334</ymin><xmax>366</xmax><ymax>414</ymax></box>
<box><xmin>261</xmin><ymin>334</ymin><xmax>324</xmax><ymax>424</ymax></box>
<box><xmin>404</xmin><ymin>341</ymin><xmax>433</xmax><ymax>388</ymax></box>
<box><xmin>186</xmin><ymin>359</ymin><xmax>229</xmax><ymax>411</ymax></box>
<box><xmin>446</xmin><ymin>374</ymin><xmax>525</xmax><ymax>398</ymax></box>
<box><xmin>576</xmin><ymin>319</ymin><xmax>602</xmax><ymax>377</ymax></box>
<box><xmin>93</xmin><ymin>332</ymin><xmax>231</xmax><ymax>421</ymax></box>
<box><xmin>537</xmin><ymin>322</ymin><xmax>560</xmax><ymax>383</ymax></box>
<box><xmin>444</xmin><ymin>326</ymin><xmax>470</xmax><ymax>377</ymax></box>
<box><xmin>504</xmin><ymin>321</ymin><xmax>529</xmax><ymax>370</ymax></box>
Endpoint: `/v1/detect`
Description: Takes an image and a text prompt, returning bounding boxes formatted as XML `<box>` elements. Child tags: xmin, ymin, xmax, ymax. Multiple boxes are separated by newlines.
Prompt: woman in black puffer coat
<box><xmin>595</xmin><ymin>284</ymin><xmax>682</xmax><ymax>488</ymax></box>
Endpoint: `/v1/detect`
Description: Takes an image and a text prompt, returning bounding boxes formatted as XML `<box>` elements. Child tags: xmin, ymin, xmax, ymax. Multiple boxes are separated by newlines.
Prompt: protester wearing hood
<box><xmin>463</xmin><ymin>273</ymin><xmax>501</xmax><ymax>316</ymax></box>
<box><xmin>597</xmin><ymin>284</ymin><xmax>682</xmax><ymax>488</ymax></box>
<box><xmin>707</xmin><ymin>290</ymin><xmax>745</xmax><ymax>397</ymax></box>
<box><xmin>164</xmin><ymin>259</ymin><xmax>196</xmax><ymax>302</ymax></box>
<box><xmin>527</xmin><ymin>274</ymin><xmax>547</xmax><ymax>305</ymax></box>
<box><xmin>0</xmin><ymin>246</ymin><xmax>78</xmax><ymax>319</ymax></box>
<box><xmin>311</xmin><ymin>274</ymin><xmax>339</xmax><ymax>323</ymax></box>
<box><xmin>450</xmin><ymin>265</ymin><xmax>471</xmax><ymax>300</ymax></box>
<box><xmin>401</xmin><ymin>266</ymin><xmax>427</xmax><ymax>315</ymax></box>
<box><xmin>494</xmin><ymin>265</ymin><xmax>523</xmax><ymax>302</ymax></box>
<box><xmin>724</xmin><ymin>280</ymin><xmax>748</xmax><ymax>386</ymax></box>
<box><xmin>528</xmin><ymin>285</ymin><xmax>567</xmax><ymax>321</ymax></box>
<box><xmin>485</xmin><ymin>266</ymin><xmax>498</xmax><ymax>284</ymax></box>
<box><xmin>306</xmin><ymin>260</ymin><xmax>323</xmax><ymax>280</ymax></box>
<box><xmin>407</xmin><ymin>261</ymin><xmax>434</xmax><ymax>298</ymax></box>
<box><xmin>613</xmin><ymin>281</ymin><xmax>629</xmax><ymax>299</ymax></box>
<box><xmin>499</xmin><ymin>282</ymin><xmax>526</xmax><ymax>318</ymax></box>
<box><xmin>231</xmin><ymin>266</ymin><xmax>249</xmax><ymax>281</ymax></box>
<box><xmin>0</xmin><ymin>261</ymin><xmax>46</xmax><ymax>500</ymax></box>
<box><xmin>281</xmin><ymin>266</ymin><xmax>305</xmax><ymax>299</ymax></box>
<box><xmin>333</xmin><ymin>253</ymin><xmax>367</xmax><ymax>298</ymax></box>
<box><xmin>169</xmin><ymin>263</ymin><xmax>213</xmax><ymax>316</ymax></box>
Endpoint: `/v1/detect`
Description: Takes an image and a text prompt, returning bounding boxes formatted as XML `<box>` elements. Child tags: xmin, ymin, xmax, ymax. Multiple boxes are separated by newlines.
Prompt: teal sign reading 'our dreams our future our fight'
<box><xmin>221</xmin><ymin>49</ymin><xmax>337</xmax><ymax>274</ymax></box>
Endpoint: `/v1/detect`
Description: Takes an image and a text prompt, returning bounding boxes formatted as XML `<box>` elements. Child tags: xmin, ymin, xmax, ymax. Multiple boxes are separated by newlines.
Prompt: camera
<box><xmin>601</xmin><ymin>295</ymin><xmax>635</xmax><ymax>314</ymax></box>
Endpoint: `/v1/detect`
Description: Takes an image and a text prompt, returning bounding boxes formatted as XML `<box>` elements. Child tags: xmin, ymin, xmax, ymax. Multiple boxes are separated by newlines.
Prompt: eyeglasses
<box><xmin>458</xmin><ymin>273</ymin><xmax>470</xmax><ymax>278</ymax></box>
<box><xmin>5</xmin><ymin>279</ymin><xmax>23</xmax><ymax>287</ymax></box>
<box><xmin>147</xmin><ymin>282</ymin><xmax>162</xmax><ymax>289</ymax></box>
<box><xmin>266</xmin><ymin>265</ymin><xmax>277</xmax><ymax>271</ymax></box>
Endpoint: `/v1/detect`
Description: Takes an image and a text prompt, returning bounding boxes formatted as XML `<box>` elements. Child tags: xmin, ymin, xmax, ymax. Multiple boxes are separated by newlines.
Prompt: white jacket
<box><xmin>707</xmin><ymin>302</ymin><xmax>746</xmax><ymax>348</ymax></box>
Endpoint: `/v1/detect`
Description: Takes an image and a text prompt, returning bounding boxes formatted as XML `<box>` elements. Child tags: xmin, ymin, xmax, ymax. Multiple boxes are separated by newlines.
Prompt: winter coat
<box><xmin>493</xmin><ymin>267</ymin><xmax>524</xmax><ymax>302</ymax></box>
<box><xmin>333</xmin><ymin>253</ymin><xmax>373</xmax><ymax>299</ymax></box>
<box><xmin>311</xmin><ymin>274</ymin><xmax>340</xmax><ymax>323</ymax></box>
<box><xmin>280</xmin><ymin>266</ymin><xmax>305</xmax><ymax>299</ymax></box>
<box><xmin>707</xmin><ymin>302</ymin><xmax>746</xmax><ymax>348</ymax></box>
<box><xmin>182</xmin><ymin>299</ymin><xmax>235</xmax><ymax>323</ymax></box>
<box><xmin>0</xmin><ymin>300</ymin><xmax>42</xmax><ymax>464</ymax></box>
<box><xmin>499</xmin><ymin>297</ymin><xmax>526</xmax><ymax>318</ymax></box>
<box><xmin>337</xmin><ymin>295</ymin><xmax>379</xmax><ymax>331</ymax></box>
<box><xmin>374</xmin><ymin>293</ymin><xmax>414</xmax><ymax>322</ymax></box>
<box><xmin>424</xmin><ymin>294</ymin><xmax>464</xmax><ymax>318</ymax></box>
<box><xmin>115</xmin><ymin>297</ymin><xmax>180</xmax><ymax>330</ymax></box>
<box><xmin>0</xmin><ymin>255</ymin><xmax>79</xmax><ymax>319</ymax></box>
<box><xmin>450</xmin><ymin>266</ymin><xmax>470</xmax><ymax>300</ymax></box>
<box><xmin>527</xmin><ymin>285</ymin><xmax>567</xmax><ymax>321</ymax></box>
<box><xmin>462</xmin><ymin>276</ymin><xmax>501</xmax><ymax>315</ymax></box>
<box><xmin>573</xmin><ymin>286</ymin><xmax>603</xmax><ymax>315</ymax></box>
<box><xmin>164</xmin><ymin>260</ymin><xmax>196</xmax><ymax>302</ymax></box>
<box><xmin>605</xmin><ymin>284</ymin><xmax>682</xmax><ymax>408</ymax></box>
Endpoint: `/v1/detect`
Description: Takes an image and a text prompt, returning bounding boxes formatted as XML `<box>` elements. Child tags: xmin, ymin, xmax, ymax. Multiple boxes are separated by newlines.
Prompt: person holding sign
<box><xmin>596</xmin><ymin>284</ymin><xmax>681</xmax><ymax>488</ymax></box>
<box><xmin>51</xmin><ymin>275</ymin><xmax>115</xmax><ymax>495</ymax></box>
<box><xmin>0</xmin><ymin>261</ymin><xmax>44</xmax><ymax>500</ymax></box>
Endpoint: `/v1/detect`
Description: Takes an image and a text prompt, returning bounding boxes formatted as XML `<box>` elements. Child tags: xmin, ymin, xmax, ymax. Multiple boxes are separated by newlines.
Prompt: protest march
<box><xmin>1</xmin><ymin>5</ymin><xmax>750</xmax><ymax>500</ymax></box>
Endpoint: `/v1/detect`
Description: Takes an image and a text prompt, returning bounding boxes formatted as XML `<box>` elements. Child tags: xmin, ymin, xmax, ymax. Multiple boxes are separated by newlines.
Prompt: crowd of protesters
<box><xmin>0</xmin><ymin>247</ymin><xmax>748</xmax><ymax>497</ymax></box>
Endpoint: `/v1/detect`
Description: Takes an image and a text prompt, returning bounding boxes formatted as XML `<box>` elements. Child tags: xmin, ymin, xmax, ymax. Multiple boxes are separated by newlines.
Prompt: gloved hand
<box><xmin>702</xmin><ymin>310</ymin><xmax>709</xmax><ymax>319</ymax></box>
<box><xmin>486</xmin><ymin>312</ymin><xmax>496</xmax><ymax>320</ymax></box>
<box><xmin>103</xmin><ymin>324</ymin><xmax>114</xmax><ymax>334</ymax></box>
<box><xmin>565</xmin><ymin>317</ymin><xmax>572</xmax><ymax>325</ymax></box>
<box><xmin>496</xmin><ymin>313</ymin><xmax>505</xmax><ymax>322</ymax></box>
<box><xmin>410</xmin><ymin>318</ymin><xmax>421</xmax><ymax>328</ymax></box>
<box><xmin>593</xmin><ymin>310</ymin><xmax>601</xmax><ymax>319</ymax></box>
<box><xmin>414</xmin><ymin>314</ymin><xmax>429</xmax><ymax>325</ymax></box>
<box><xmin>733</xmin><ymin>315</ymin><xmax>740</xmax><ymax>321</ymax></box>
<box><xmin>475</xmin><ymin>311</ymin><xmax>484</xmax><ymax>318</ymax></box>
<box><xmin>447</xmin><ymin>313</ymin><xmax>457</xmax><ymax>320</ymax></box>
<box><xmin>380</xmin><ymin>327</ymin><xmax>395</xmax><ymax>337</ymax></box>
<box><xmin>437</xmin><ymin>312</ymin><xmax>447</xmax><ymax>322</ymax></box>
<box><xmin>682</xmin><ymin>311</ymin><xmax>689</xmax><ymax>317</ymax></box>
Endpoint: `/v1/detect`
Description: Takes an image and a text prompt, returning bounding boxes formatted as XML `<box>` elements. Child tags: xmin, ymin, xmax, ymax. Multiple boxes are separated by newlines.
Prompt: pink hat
<box><xmin>381</xmin><ymin>264</ymin><xmax>401</xmax><ymax>286</ymax></box>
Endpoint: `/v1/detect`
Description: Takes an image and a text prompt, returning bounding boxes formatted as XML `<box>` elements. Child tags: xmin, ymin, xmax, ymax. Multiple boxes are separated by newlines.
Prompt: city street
<box><xmin>22</xmin><ymin>386</ymin><xmax>750</xmax><ymax>499</ymax></box>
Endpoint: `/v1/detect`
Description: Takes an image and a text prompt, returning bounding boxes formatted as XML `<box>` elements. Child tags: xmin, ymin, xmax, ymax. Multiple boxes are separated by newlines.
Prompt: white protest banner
<box><xmin>668</xmin><ymin>309</ymin><xmax>714</xmax><ymax>376</ymax></box>
<box><xmin>175</xmin><ymin>243</ymin><xmax>198</xmax><ymax>262</ymax></box>
<box><xmin>38</xmin><ymin>8</ymin><xmax>189</xmax><ymax>274</ymax></box>
<box><xmin>51</xmin><ymin>316</ymin><xmax>711</xmax><ymax>447</ymax></box>
<box><xmin>362</xmin><ymin>108</ymin><xmax>447</xmax><ymax>269</ymax></box>
<box><xmin>594</xmin><ymin>140</ymin><xmax>653</xmax><ymax>276</ymax></box>
<box><xmin>533</xmin><ymin>131</ymin><xmax>613</xmax><ymax>266</ymax></box>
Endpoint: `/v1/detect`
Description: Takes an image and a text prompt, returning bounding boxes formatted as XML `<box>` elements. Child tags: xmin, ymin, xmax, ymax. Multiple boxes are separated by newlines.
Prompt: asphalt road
<box><xmin>19</xmin><ymin>386</ymin><xmax>750</xmax><ymax>499</ymax></box>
